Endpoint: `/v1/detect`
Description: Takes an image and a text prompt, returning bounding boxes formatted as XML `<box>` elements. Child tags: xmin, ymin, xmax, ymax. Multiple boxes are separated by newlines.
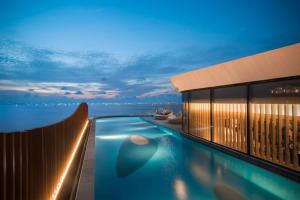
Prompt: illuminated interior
<box><xmin>181</xmin><ymin>78</ymin><xmax>300</xmax><ymax>172</ymax></box>
<box><xmin>189</xmin><ymin>103</ymin><xmax>210</xmax><ymax>141</ymax></box>
<box><xmin>249</xmin><ymin>103</ymin><xmax>300</xmax><ymax>171</ymax></box>
<box><xmin>213</xmin><ymin>103</ymin><xmax>247</xmax><ymax>152</ymax></box>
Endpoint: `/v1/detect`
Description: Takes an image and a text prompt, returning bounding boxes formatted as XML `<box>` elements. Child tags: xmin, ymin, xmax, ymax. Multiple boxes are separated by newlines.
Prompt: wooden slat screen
<box><xmin>0</xmin><ymin>103</ymin><xmax>89</xmax><ymax>200</ymax></box>
<box><xmin>181</xmin><ymin>78</ymin><xmax>300</xmax><ymax>173</ymax></box>
<box><xmin>188</xmin><ymin>103</ymin><xmax>211</xmax><ymax>140</ymax></box>
<box><xmin>182</xmin><ymin>93</ymin><xmax>189</xmax><ymax>133</ymax></box>
<box><xmin>213</xmin><ymin>103</ymin><xmax>247</xmax><ymax>152</ymax></box>
<box><xmin>250</xmin><ymin>103</ymin><xmax>300</xmax><ymax>171</ymax></box>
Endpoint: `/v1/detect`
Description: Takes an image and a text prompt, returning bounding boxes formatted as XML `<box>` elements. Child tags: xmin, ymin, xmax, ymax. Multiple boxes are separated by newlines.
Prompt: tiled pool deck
<box><xmin>76</xmin><ymin>119</ymin><xmax>95</xmax><ymax>200</ymax></box>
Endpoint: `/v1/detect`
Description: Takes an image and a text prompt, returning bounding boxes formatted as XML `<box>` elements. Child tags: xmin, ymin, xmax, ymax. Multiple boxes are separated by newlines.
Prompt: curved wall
<box><xmin>0</xmin><ymin>103</ymin><xmax>89</xmax><ymax>200</ymax></box>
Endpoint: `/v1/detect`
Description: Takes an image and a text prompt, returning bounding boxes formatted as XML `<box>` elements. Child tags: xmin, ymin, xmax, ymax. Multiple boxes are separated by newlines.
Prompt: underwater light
<box><xmin>130</xmin><ymin>135</ymin><xmax>149</xmax><ymax>145</ymax></box>
<box><xmin>96</xmin><ymin>134</ymin><xmax>129</xmax><ymax>140</ymax></box>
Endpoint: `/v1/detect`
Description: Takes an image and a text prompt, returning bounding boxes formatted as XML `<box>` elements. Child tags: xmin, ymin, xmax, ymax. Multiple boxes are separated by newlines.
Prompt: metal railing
<box><xmin>0</xmin><ymin>102</ymin><xmax>89</xmax><ymax>200</ymax></box>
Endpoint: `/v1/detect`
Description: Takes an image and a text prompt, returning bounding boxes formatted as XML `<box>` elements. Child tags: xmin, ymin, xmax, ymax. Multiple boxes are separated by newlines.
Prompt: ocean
<box><xmin>0</xmin><ymin>103</ymin><xmax>181</xmax><ymax>132</ymax></box>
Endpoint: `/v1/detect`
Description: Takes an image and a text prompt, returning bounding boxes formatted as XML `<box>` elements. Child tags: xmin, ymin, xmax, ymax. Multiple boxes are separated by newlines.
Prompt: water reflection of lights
<box><xmin>128</xmin><ymin>122</ymin><xmax>147</xmax><ymax>125</ymax></box>
<box><xmin>96</xmin><ymin>119</ymin><xmax>117</xmax><ymax>123</ymax></box>
<box><xmin>191</xmin><ymin>162</ymin><xmax>211</xmax><ymax>186</ymax></box>
<box><xmin>174</xmin><ymin>178</ymin><xmax>188</xmax><ymax>200</ymax></box>
<box><xmin>215</xmin><ymin>155</ymin><xmax>295</xmax><ymax>199</ymax></box>
<box><xmin>127</xmin><ymin>125</ymin><xmax>157</xmax><ymax>131</ymax></box>
<box><xmin>216</xmin><ymin>167</ymin><xmax>222</xmax><ymax>176</ymax></box>
<box><xmin>130</xmin><ymin>135</ymin><xmax>149</xmax><ymax>145</ymax></box>
<box><xmin>159</xmin><ymin>127</ymin><xmax>179</xmax><ymax>139</ymax></box>
<box><xmin>96</xmin><ymin>133</ymin><xmax>170</xmax><ymax>141</ymax></box>
<box><xmin>96</xmin><ymin>135</ymin><xmax>129</xmax><ymax>140</ymax></box>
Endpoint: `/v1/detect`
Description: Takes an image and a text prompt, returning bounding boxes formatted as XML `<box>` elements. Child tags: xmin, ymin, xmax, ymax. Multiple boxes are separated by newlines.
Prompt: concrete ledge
<box><xmin>76</xmin><ymin>119</ymin><xmax>95</xmax><ymax>200</ymax></box>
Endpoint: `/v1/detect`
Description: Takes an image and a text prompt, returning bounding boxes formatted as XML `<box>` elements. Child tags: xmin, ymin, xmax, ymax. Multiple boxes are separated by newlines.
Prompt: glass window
<box><xmin>249</xmin><ymin>78</ymin><xmax>300</xmax><ymax>171</ymax></box>
<box><xmin>188</xmin><ymin>89</ymin><xmax>211</xmax><ymax>141</ymax></box>
<box><xmin>182</xmin><ymin>92</ymin><xmax>189</xmax><ymax>133</ymax></box>
<box><xmin>213</xmin><ymin>85</ymin><xmax>247</xmax><ymax>152</ymax></box>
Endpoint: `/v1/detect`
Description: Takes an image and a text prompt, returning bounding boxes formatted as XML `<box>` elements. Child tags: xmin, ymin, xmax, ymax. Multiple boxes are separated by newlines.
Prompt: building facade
<box><xmin>171</xmin><ymin>43</ymin><xmax>300</xmax><ymax>172</ymax></box>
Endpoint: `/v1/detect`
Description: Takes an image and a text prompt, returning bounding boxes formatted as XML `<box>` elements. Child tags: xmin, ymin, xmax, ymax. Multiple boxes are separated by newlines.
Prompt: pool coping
<box><xmin>76</xmin><ymin>119</ymin><xmax>95</xmax><ymax>200</ymax></box>
<box><xmin>142</xmin><ymin>117</ymin><xmax>300</xmax><ymax>183</ymax></box>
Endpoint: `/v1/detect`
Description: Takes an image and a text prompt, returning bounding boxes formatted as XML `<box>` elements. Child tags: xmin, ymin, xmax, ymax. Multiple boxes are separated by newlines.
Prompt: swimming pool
<box><xmin>95</xmin><ymin>117</ymin><xmax>300</xmax><ymax>200</ymax></box>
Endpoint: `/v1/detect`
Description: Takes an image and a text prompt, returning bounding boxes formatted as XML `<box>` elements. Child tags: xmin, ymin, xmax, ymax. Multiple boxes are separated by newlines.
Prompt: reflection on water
<box><xmin>96</xmin><ymin>134</ymin><xmax>128</xmax><ymax>140</ymax></box>
<box><xmin>174</xmin><ymin>178</ymin><xmax>188</xmax><ymax>200</ymax></box>
<box><xmin>95</xmin><ymin>117</ymin><xmax>300</xmax><ymax>200</ymax></box>
<box><xmin>214</xmin><ymin>184</ymin><xmax>245</xmax><ymax>200</ymax></box>
<box><xmin>190</xmin><ymin>161</ymin><xmax>211</xmax><ymax>186</ymax></box>
<box><xmin>116</xmin><ymin>135</ymin><xmax>158</xmax><ymax>177</ymax></box>
<box><xmin>182</xmin><ymin>139</ymin><xmax>283</xmax><ymax>199</ymax></box>
<box><xmin>127</xmin><ymin>125</ymin><xmax>157</xmax><ymax>131</ymax></box>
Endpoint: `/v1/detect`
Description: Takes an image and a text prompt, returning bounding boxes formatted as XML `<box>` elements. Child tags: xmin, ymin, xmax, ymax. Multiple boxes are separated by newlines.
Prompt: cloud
<box><xmin>75</xmin><ymin>90</ymin><xmax>83</xmax><ymax>95</ymax></box>
<box><xmin>137</xmin><ymin>88</ymin><xmax>174</xmax><ymax>98</ymax></box>
<box><xmin>124</xmin><ymin>78</ymin><xmax>149</xmax><ymax>86</ymax></box>
<box><xmin>0</xmin><ymin>40</ymin><xmax>122</xmax><ymax>82</ymax></box>
<box><xmin>0</xmin><ymin>39</ymin><xmax>263</xmax><ymax>102</ymax></box>
<box><xmin>0</xmin><ymin>80</ymin><xmax>119</xmax><ymax>99</ymax></box>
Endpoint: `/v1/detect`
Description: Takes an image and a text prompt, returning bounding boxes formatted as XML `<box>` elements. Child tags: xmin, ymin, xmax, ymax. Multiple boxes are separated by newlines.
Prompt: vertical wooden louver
<box><xmin>187</xmin><ymin>90</ymin><xmax>211</xmax><ymax>141</ymax></box>
<box><xmin>181</xmin><ymin>78</ymin><xmax>300</xmax><ymax>172</ymax></box>
<box><xmin>250</xmin><ymin>103</ymin><xmax>299</xmax><ymax>171</ymax></box>
<box><xmin>0</xmin><ymin>103</ymin><xmax>89</xmax><ymax>200</ymax></box>
<box><xmin>189</xmin><ymin>103</ymin><xmax>211</xmax><ymax>141</ymax></box>
<box><xmin>213</xmin><ymin>103</ymin><xmax>247</xmax><ymax>152</ymax></box>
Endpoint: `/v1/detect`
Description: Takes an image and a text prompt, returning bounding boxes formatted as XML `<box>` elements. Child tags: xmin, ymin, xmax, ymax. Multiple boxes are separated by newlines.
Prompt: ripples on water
<box><xmin>95</xmin><ymin>117</ymin><xmax>300</xmax><ymax>200</ymax></box>
<box><xmin>0</xmin><ymin>103</ymin><xmax>180</xmax><ymax>132</ymax></box>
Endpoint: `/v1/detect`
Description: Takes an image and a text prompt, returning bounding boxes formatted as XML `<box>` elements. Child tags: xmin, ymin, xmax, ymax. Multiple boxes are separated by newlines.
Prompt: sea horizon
<box><xmin>0</xmin><ymin>102</ymin><xmax>181</xmax><ymax>132</ymax></box>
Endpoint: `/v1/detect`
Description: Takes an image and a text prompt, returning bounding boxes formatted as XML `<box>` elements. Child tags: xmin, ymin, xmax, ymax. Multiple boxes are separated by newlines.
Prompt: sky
<box><xmin>0</xmin><ymin>0</ymin><xmax>300</xmax><ymax>103</ymax></box>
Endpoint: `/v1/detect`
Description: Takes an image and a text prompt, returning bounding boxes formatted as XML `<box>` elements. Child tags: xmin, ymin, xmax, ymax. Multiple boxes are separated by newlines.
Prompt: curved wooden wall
<box><xmin>0</xmin><ymin>103</ymin><xmax>89</xmax><ymax>200</ymax></box>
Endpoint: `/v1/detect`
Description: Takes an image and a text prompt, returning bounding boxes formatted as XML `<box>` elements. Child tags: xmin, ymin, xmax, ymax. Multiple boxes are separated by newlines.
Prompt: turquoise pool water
<box><xmin>95</xmin><ymin>117</ymin><xmax>300</xmax><ymax>200</ymax></box>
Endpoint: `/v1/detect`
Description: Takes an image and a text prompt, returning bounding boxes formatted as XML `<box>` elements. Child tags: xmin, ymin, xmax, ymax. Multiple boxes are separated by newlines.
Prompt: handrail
<box><xmin>0</xmin><ymin>102</ymin><xmax>89</xmax><ymax>200</ymax></box>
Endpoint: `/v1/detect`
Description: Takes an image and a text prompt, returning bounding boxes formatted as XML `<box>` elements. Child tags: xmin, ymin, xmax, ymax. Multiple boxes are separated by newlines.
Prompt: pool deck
<box><xmin>76</xmin><ymin>119</ymin><xmax>95</xmax><ymax>200</ymax></box>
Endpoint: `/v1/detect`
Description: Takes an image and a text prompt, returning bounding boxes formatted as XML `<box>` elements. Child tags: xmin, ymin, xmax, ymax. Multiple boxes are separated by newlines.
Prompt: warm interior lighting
<box><xmin>251</xmin><ymin>103</ymin><xmax>300</xmax><ymax>116</ymax></box>
<box><xmin>213</xmin><ymin>103</ymin><xmax>246</xmax><ymax>113</ymax></box>
<box><xmin>212</xmin><ymin>103</ymin><xmax>247</xmax><ymax>152</ymax></box>
<box><xmin>50</xmin><ymin>120</ymin><xmax>89</xmax><ymax>200</ymax></box>
<box><xmin>188</xmin><ymin>102</ymin><xmax>211</xmax><ymax>140</ymax></box>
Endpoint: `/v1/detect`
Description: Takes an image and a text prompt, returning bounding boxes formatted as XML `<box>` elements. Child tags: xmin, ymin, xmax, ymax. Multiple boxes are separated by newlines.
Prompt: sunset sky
<box><xmin>1</xmin><ymin>0</ymin><xmax>300</xmax><ymax>103</ymax></box>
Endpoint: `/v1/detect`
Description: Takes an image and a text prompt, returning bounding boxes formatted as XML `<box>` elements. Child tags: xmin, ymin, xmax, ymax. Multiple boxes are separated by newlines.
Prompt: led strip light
<box><xmin>50</xmin><ymin>120</ymin><xmax>89</xmax><ymax>200</ymax></box>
